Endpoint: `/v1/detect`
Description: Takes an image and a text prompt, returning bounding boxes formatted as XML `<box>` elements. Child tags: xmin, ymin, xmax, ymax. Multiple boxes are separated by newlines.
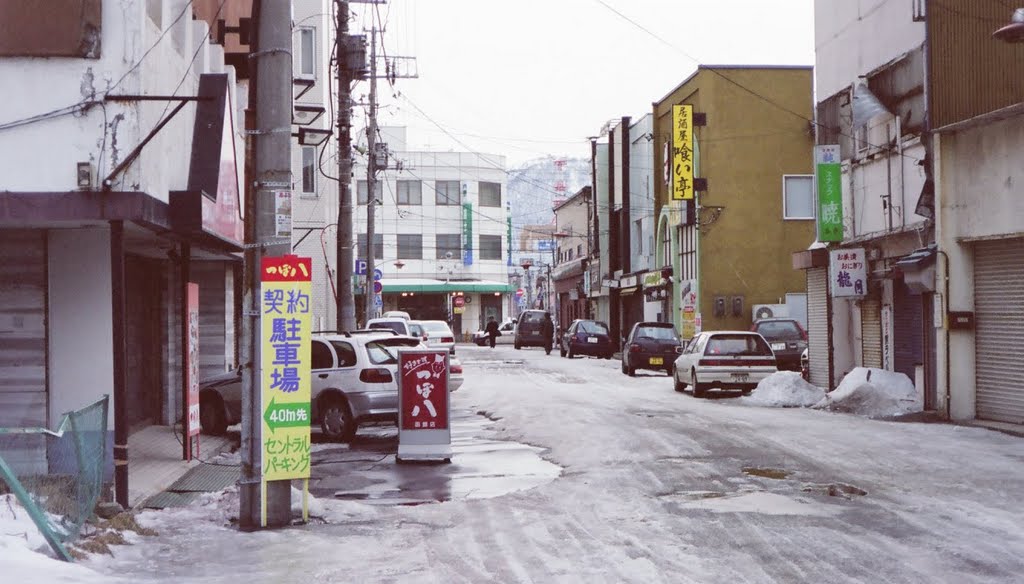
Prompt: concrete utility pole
<box><xmin>336</xmin><ymin>0</ymin><xmax>357</xmax><ymax>331</ymax></box>
<box><xmin>240</xmin><ymin>0</ymin><xmax>293</xmax><ymax>531</ymax></box>
<box><xmin>364</xmin><ymin>26</ymin><xmax>379</xmax><ymax>324</ymax></box>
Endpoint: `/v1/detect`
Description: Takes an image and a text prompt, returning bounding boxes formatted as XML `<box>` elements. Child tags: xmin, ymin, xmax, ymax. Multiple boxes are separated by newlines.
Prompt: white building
<box><xmin>0</xmin><ymin>0</ymin><xmax>245</xmax><ymax>506</ymax></box>
<box><xmin>351</xmin><ymin>128</ymin><xmax>513</xmax><ymax>338</ymax></box>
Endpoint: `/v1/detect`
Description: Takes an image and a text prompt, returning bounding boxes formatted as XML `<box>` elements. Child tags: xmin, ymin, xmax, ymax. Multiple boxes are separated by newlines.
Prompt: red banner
<box><xmin>185</xmin><ymin>283</ymin><xmax>200</xmax><ymax>458</ymax></box>
<box><xmin>261</xmin><ymin>255</ymin><xmax>312</xmax><ymax>282</ymax></box>
<box><xmin>399</xmin><ymin>351</ymin><xmax>449</xmax><ymax>431</ymax></box>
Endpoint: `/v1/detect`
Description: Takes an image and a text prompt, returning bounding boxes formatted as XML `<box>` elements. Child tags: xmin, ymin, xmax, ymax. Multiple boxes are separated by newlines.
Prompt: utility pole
<box><xmin>336</xmin><ymin>0</ymin><xmax>357</xmax><ymax>331</ymax></box>
<box><xmin>240</xmin><ymin>0</ymin><xmax>293</xmax><ymax>530</ymax></box>
<box><xmin>364</xmin><ymin>26</ymin><xmax>379</xmax><ymax>324</ymax></box>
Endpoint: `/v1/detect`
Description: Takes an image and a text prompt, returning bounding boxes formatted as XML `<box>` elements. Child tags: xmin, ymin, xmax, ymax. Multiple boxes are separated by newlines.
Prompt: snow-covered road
<box><xmin>15</xmin><ymin>344</ymin><xmax>1024</xmax><ymax>583</ymax></box>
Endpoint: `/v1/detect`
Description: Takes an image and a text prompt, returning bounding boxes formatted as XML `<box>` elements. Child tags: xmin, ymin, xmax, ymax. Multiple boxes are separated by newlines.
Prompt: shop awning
<box><xmin>380</xmin><ymin>278</ymin><xmax>514</xmax><ymax>293</ymax></box>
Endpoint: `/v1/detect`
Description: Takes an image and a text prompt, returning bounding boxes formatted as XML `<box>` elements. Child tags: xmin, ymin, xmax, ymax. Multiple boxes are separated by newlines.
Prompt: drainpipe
<box><xmin>109</xmin><ymin>220</ymin><xmax>128</xmax><ymax>509</ymax></box>
<box><xmin>937</xmin><ymin>249</ymin><xmax>951</xmax><ymax>419</ymax></box>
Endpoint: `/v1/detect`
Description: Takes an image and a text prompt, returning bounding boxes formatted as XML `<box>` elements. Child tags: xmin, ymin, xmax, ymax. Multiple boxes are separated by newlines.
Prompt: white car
<box><xmin>671</xmin><ymin>331</ymin><xmax>778</xmax><ymax>398</ymax></box>
<box><xmin>366</xmin><ymin>317</ymin><xmax>413</xmax><ymax>336</ymax></box>
<box><xmin>382</xmin><ymin>310</ymin><xmax>411</xmax><ymax>320</ymax></box>
<box><xmin>472</xmin><ymin>319</ymin><xmax>515</xmax><ymax>346</ymax></box>
<box><xmin>417</xmin><ymin>320</ymin><xmax>457</xmax><ymax>354</ymax></box>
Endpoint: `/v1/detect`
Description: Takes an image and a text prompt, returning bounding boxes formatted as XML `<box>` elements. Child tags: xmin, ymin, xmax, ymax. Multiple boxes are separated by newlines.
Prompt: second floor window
<box><xmin>435</xmin><ymin>181</ymin><xmax>460</xmax><ymax>206</ymax></box>
<box><xmin>479</xmin><ymin>182</ymin><xmax>501</xmax><ymax>207</ymax></box>
<box><xmin>301</xmin><ymin>146</ymin><xmax>316</xmax><ymax>195</ymax></box>
<box><xmin>436</xmin><ymin>234</ymin><xmax>461</xmax><ymax>259</ymax></box>
<box><xmin>397</xmin><ymin>180</ymin><xmax>422</xmax><ymax>205</ymax></box>
<box><xmin>356</xmin><ymin>233</ymin><xmax>383</xmax><ymax>260</ymax></box>
<box><xmin>783</xmin><ymin>175</ymin><xmax>815</xmax><ymax>220</ymax></box>
<box><xmin>398</xmin><ymin>234</ymin><xmax>423</xmax><ymax>259</ymax></box>
<box><xmin>297</xmin><ymin>28</ymin><xmax>315</xmax><ymax>78</ymax></box>
<box><xmin>479</xmin><ymin>234</ymin><xmax>501</xmax><ymax>260</ymax></box>
<box><xmin>357</xmin><ymin>180</ymin><xmax>383</xmax><ymax>205</ymax></box>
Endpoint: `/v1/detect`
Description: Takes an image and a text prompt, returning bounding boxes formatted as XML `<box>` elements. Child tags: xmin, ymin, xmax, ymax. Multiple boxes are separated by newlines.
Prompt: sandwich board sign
<box><xmin>397</xmin><ymin>349</ymin><xmax>452</xmax><ymax>463</ymax></box>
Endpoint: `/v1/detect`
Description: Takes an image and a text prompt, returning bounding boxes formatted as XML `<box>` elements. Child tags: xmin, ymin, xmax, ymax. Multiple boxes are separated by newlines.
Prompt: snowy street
<box><xmin>10</xmin><ymin>344</ymin><xmax>1024</xmax><ymax>583</ymax></box>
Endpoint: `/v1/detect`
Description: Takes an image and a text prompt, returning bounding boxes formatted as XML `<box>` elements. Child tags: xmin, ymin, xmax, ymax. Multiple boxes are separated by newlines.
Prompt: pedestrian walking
<box><xmin>485</xmin><ymin>316</ymin><xmax>500</xmax><ymax>348</ymax></box>
<box><xmin>541</xmin><ymin>312</ymin><xmax>555</xmax><ymax>355</ymax></box>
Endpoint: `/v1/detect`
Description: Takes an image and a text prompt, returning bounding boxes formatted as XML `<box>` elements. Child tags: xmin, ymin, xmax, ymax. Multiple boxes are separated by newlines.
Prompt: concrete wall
<box><xmin>629</xmin><ymin>115</ymin><xmax>655</xmax><ymax>273</ymax></box>
<box><xmin>48</xmin><ymin>228</ymin><xmax>114</xmax><ymax>426</ymax></box>
<box><xmin>845</xmin><ymin>139</ymin><xmax>929</xmax><ymax>238</ymax></box>
<box><xmin>814</xmin><ymin>0</ymin><xmax>925</xmax><ymax>99</ymax></box>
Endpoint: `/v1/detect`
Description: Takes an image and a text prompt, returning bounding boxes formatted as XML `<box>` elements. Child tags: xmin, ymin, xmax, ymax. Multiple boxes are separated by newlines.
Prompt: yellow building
<box><xmin>653</xmin><ymin>66</ymin><xmax>816</xmax><ymax>336</ymax></box>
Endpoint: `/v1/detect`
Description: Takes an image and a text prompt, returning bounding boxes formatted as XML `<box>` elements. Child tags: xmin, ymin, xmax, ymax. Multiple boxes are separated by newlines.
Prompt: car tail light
<box><xmin>450</xmin><ymin>363</ymin><xmax>463</xmax><ymax>374</ymax></box>
<box><xmin>359</xmin><ymin>368</ymin><xmax>393</xmax><ymax>383</ymax></box>
<box><xmin>630</xmin><ymin>343</ymin><xmax>642</xmax><ymax>352</ymax></box>
<box><xmin>441</xmin><ymin>336</ymin><xmax>454</xmax><ymax>343</ymax></box>
<box><xmin>700</xmin><ymin>358</ymin><xmax>775</xmax><ymax>367</ymax></box>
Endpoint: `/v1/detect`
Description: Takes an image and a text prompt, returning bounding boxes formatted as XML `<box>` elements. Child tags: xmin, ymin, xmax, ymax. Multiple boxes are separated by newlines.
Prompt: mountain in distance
<box><xmin>507</xmin><ymin>156</ymin><xmax>590</xmax><ymax>229</ymax></box>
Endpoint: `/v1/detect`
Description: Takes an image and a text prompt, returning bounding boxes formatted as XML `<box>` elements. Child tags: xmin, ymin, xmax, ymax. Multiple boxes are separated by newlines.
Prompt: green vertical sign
<box><xmin>506</xmin><ymin>211</ymin><xmax>513</xmax><ymax>266</ymax></box>
<box><xmin>462</xmin><ymin>201</ymin><xmax>473</xmax><ymax>265</ymax></box>
<box><xmin>816</xmin><ymin>145</ymin><xmax>843</xmax><ymax>242</ymax></box>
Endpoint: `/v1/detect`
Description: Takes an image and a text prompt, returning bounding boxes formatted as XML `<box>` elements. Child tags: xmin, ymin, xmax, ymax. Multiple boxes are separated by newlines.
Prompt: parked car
<box><xmin>472</xmin><ymin>319</ymin><xmax>515</xmax><ymax>346</ymax></box>
<box><xmin>407</xmin><ymin>321</ymin><xmax>428</xmax><ymax>342</ymax></box>
<box><xmin>672</xmin><ymin>331</ymin><xmax>778</xmax><ymax>398</ymax></box>
<box><xmin>559</xmin><ymin>319</ymin><xmax>614</xmax><ymax>359</ymax></box>
<box><xmin>382</xmin><ymin>310</ymin><xmax>411</xmax><ymax>320</ymax></box>
<box><xmin>750</xmin><ymin>318</ymin><xmax>807</xmax><ymax>371</ymax></box>
<box><xmin>514</xmin><ymin>309</ymin><xmax>553</xmax><ymax>350</ymax></box>
<box><xmin>366</xmin><ymin>317</ymin><xmax>413</xmax><ymax>336</ymax></box>
<box><xmin>621</xmin><ymin>322</ymin><xmax>681</xmax><ymax>376</ymax></box>
<box><xmin>418</xmin><ymin>320</ymin><xmax>457</xmax><ymax>354</ymax></box>
<box><xmin>199</xmin><ymin>331</ymin><xmax>425</xmax><ymax>442</ymax></box>
<box><xmin>449</xmin><ymin>355</ymin><xmax>464</xmax><ymax>391</ymax></box>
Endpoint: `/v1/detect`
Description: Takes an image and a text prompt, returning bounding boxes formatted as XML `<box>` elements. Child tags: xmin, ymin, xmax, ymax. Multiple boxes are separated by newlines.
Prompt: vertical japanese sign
<box><xmin>185</xmin><ymin>283</ymin><xmax>200</xmax><ymax>459</ymax></box>
<box><xmin>672</xmin><ymin>104</ymin><xmax>694</xmax><ymax>201</ymax></box>
<box><xmin>462</xmin><ymin>201</ymin><xmax>474</xmax><ymax>266</ymax></box>
<box><xmin>506</xmin><ymin>212</ymin><xmax>513</xmax><ymax>267</ymax></box>
<box><xmin>274</xmin><ymin>190</ymin><xmax>292</xmax><ymax>237</ymax></box>
<box><xmin>260</xmin><ymin>255</ymin><xmax>312</xmax><ymax>482</ymax></box>
<box><xmin>397</xmin><ymin>349</ymin><xmax>452</xmax><ymax>463</ymax></box>
<box><xmin>816</xmin><ymin>145</ymin><xmax>843</xmax><ymax>242</ymax></box>
<box><xmin>830</xmin><ymin>248</ymin><xmax>867</xmax><ymax>298</ymax></box>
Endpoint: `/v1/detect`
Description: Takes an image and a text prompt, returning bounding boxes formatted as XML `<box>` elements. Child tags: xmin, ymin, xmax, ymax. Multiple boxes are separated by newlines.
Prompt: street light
<box><xmin>994</xmin><ymin>8</ymin><xmax>1024</xmax><ymax>43</ymax></box>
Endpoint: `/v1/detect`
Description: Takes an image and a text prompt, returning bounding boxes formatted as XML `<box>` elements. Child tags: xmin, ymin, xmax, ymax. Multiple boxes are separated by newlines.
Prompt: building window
<box><xmin>479</xmin><ymin>182</ymin><xmax>501</xmax><ymax>207</ymax></box>
<box><xmin>397</xmin><ymin>234</ymin><xmax>423</xmax><ymax>259</ymax></box>
<box><xmin>479</xmin><ymin>235</ymin><xmax>501</xmax><ymax>260</ymax></box>
<box><xmin>357</xmin><ymin>180</ymin><xmax>382</xmax><ymax>205</ymax></box>
<box><xmin>297</xmin><ymin>28</ymin><xmax>315</xmax><ymax>78</ymax></box>
<box><xmin>577</xmin><ymin>243</ymin><xmax>583</xmax><ymax>257</ymax></box>
<box><xmin>435</xmin><ymin>181</ymin><xmax>460</xmax><ymax>206</ymax></box>
<box><xmin>783</xmin><ymin>175</ymin><xmax>815</xmax><ymax>220</ymax></box>
<box><xmin>301</xmin><ymin>146</ymin><xmax>316</xmax><ymax>195</ymax></box>
<box><xmin>397</xmin><ymin>180</ymin><xmax>422</xmax><ymax>205</ymax></box>
<box><xmin>356</xmin><ymin>234</ymin><xmax>383</xmax><ymax>260</ymax></box>
<box><xmin>436</xmin><ymin>234</ymin><xmax>461</xmax><ymax>259</ymax></box>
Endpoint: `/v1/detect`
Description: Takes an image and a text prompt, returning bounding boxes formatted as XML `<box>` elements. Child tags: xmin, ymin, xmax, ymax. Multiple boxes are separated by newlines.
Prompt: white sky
<box><xmin>352</xmin><ymin>0</ymin><xmax>815</xmax><ymax>166</ymax></box>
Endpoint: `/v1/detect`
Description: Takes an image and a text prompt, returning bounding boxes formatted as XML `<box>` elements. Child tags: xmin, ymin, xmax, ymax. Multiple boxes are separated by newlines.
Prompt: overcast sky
<box><xmin>351</xmin><ymin>0</ymin><xmax>815</xmax><ymax>166</ymax></box>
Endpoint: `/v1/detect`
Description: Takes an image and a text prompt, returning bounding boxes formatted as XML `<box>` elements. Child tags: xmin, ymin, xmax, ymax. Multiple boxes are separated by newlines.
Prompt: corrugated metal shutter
<box><xmin>807</xmin><ymin>268</ymin><xmax>830</xmax><ymax>389</ymax></box>
<box><xmin>974</xmin><ymin>238</ymin><xmax>1024</xmax><ymax>424</ymax></box>
<box><xmin>893</xmin><ymin>280</ymin><xmax>923</xmax><ymax>380</ymax></box>
<box><xmin>861</xmin><ymin>297</ymin><xmax>882</xmax><ymax>369</ymax></box>
<box><xmin>0</xmin><ymin>230</ymin><xmax>48</xmax><ymax>473</ymax></box>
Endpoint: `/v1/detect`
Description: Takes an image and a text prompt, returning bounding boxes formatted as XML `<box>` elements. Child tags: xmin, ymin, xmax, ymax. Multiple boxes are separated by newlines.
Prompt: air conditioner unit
<box><xmin>752</xmin><ymin>304</ymin><xmax>789</xmax><ymax>321</ymax></box>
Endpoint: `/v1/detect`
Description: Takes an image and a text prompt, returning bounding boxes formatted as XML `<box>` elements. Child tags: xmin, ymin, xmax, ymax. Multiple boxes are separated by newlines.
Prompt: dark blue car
<box><xmin>559</xmin><ymin>319</ymin><xmax>614</xmax><ymax>359</ymax></box>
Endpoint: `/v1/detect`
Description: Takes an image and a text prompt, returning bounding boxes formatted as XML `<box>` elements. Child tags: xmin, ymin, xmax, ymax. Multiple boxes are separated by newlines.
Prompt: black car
<box><xmin>559</xmin><ymin>319</ymin><xmax>614</xmax><ymax>359</ymax></box>
<box><xmin>750</xmin><ymin>318</ymin><xmax>807</xmax><ymax>371</ymax></box>
<box><xmin>514</xmin><ymin>309</ymin><xmax>553</xmax><ymax>350</ymax></box>
<box><xmin>622</xmin><ymin>322</ymin><xmax>681</xmax><ymax>376</ymax></box>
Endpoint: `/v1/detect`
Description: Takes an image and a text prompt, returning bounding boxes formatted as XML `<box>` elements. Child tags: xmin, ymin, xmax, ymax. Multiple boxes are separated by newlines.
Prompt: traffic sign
<box><xmin>373</xmin><ymin>281</ymin><xmax>383</xmax><ymax>294</ymax></box>
<box><xmin>453</xmin><ymin>296</ymin><xmax>465</xmax><ymax>308</ymax></box>
<box><xmin>374</xmin><ymin>268</ymin><xmax>383</xmax><ymax>281</ymax></box>
<box><xmin>515</xmin><ymin>288</ymin><xmax>525</xmax><ymax>297</ymax></box>
<box><xmin>374</xmin><ymin>294</ymin><xmax>383</xmax><ymax>307</ymax></box>
<box><xmin>354</xmin><ymin>259</ymin><xmax>367</xmax><ymax>275</ymax></box>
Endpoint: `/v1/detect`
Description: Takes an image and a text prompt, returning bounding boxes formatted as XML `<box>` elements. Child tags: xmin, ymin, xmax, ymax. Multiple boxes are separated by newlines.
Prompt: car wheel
<box><xmin>603</xmin><ymin>353</ymin><xmax>612</xmax><ymax>360</ymax></box>
<box><xmin>691</xmin><ymin>370</ymin><xmax>707</xmax><ymax>398</ymax></box>
<box><xmin>626</xmin><ymin>364</ymin><xmax>635</xmax><ymax>377</ymax></box>
<box><xmin>320</xmin><ymin>396</ymin><xmax>356</xmax><ymax>443</ymax></box>
<box><xmin>566</xmin><ymin>344</ymin><xmax>575</xmax><ymax>359</ymax></box>
<box><xmin>673</xmin><ymin>366</ymin><xmax>685</xmax><ymax>392</ymax></box>
<box><xmin>200</xmin><ymin>392</ymin><xmax>228</xmax><ymax>436</ymax></box>
<box><xmin>514</xmin><ymin>340</ymin><xmax>521</xmax><ymax>350</ymax></box>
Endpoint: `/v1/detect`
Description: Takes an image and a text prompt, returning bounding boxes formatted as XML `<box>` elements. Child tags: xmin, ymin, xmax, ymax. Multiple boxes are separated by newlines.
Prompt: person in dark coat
<box><xmin>541</xmin><ymin>312</ymin><xmax>555</xmax><ymax>355</ymax></box>
<box><xmin>485</xmin><ymin>316</ymin><xmax>500</xmax><ymax>348</ymax></box>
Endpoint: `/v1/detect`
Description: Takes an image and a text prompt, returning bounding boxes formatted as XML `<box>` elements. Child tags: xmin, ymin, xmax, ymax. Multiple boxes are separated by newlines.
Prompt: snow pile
<box><xmin>0</xmin><ymin>494</ymin><xmax>50</xmax><ymax>554</ymax></box>
<box><xmin>814</xmin><ymin>367</ymin><xmax>922</xmax><ymax>418</ymax></box>
<box><xmin>740</xmin><ymin>372</ymin><xmax>826</xmax><ymax>408</ymax></box>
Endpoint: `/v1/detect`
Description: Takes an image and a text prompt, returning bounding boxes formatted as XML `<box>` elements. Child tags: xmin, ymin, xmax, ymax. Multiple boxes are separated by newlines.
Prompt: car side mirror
<box><xmin>512</xmin><ymin>319</ymin><xmax>517</xmax><ymax>324</ymax></box>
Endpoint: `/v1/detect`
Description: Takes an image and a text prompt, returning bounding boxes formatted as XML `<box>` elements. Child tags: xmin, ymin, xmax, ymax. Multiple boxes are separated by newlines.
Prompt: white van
<box><xmin>382</xmin><ymin>310</ymin><xmax>411</xmax><ymax>321</ymax></box>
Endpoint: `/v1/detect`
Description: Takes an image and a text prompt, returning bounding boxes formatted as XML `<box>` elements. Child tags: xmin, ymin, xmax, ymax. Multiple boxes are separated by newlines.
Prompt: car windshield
<box><xmin>705</xmin><ymin>335</ymin><xmax>773</xmax><ymax>356</ymax></box>
<box><xmin>578</xmin><ymin>321</ymin><xmax>608</xmax><ymax>334</ymax></box>
<box><xmin>635</xmin><ymin>326</ymin><xmax>677</xmax><ymax>340</ymax></box>
<box><xmin>369</xmin><ymin>321</ymin><xmax>405</xmax><ymax>334</ymax></box>
<box><xmin>520</xmin><ymin>311</ymin><xmax>545</xmax><ymax>324</ymax></box>
<box><xmin>421</xmin><ymin>322</ymin><xmax>451</xmax><ymax>333</ymax></box>
<box><xmin>365</xmin><ymin>338</ymin><xmax>422</xmax><ymax>365</ymax></box>
<box><xmin>408</xmin><ymin>324</ymin><xmax>424</xmax><ymax>336</ymax></box>
<box><xmin>755</xmin><ymin>320</ymin><xmax>803</xmax><ymax>341</ymax></box>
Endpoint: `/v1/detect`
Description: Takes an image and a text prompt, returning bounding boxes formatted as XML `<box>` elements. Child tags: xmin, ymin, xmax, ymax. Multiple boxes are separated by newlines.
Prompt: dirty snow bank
<box><xmin>740</xmin><ymin>371</ymin><xmax>826</xmax><ymax>408</ymax></box>
<box><xmin>814</xmin><ymin>367</ymin><xmax>921</xmax><ymax>418</ymax></box>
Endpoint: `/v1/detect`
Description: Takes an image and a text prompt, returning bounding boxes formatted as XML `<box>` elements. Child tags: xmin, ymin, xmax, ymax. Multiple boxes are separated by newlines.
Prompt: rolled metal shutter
<box><xmin>861</xmin><ymin>297</ymin><xmax>882</xmax><ymax>369</ymax></box>
<box><xmin>893</xmin><ymin>280</ymin><xmax>923</xmax><ymax>380</ymax></box>
<box><xmin>806</xmin><ymin>268</ymin><xmax>831</xmax><ymax>389</ymax></box>
<box><xmin>974</xmin><ymin>238</ymin><xmax>1024</xmax><ymax>424</ymax></box>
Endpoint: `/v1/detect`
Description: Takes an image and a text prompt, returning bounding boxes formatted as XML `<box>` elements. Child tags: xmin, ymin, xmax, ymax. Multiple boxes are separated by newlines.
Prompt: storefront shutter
<box><xmin>861</xmin><ymin>297</ymin><xmax>882</xmax><ymax>369</ymax></box>
<box><xmin>892</xmin><ymin>280</ymin><xmax>923</xmax><ymax>381</ymax></box>
<box><xmin>806</xmin><ymin>267</ymin><xmax>831</xmax><ymax>389</ymax></box>
<box><xmin>974</xmin><ymin>238</ymin><xmax>1024</xmax><ymax>424</ymax></box>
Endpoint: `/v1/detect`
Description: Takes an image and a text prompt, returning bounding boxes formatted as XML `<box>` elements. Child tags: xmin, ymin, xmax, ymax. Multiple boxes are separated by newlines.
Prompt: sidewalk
<box><xmin>127</xmin><ymin>426</ymin><xmax>236</xmax><ymax>508</ymax></box>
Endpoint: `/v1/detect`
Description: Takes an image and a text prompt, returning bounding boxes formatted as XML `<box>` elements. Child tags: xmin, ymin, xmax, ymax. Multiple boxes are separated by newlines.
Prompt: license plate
<box><xmin>587</xmin><ymin>337</ymin><xmax>598</xmax><ymax>344</ymax></box>
<box><xmin>532</xmin><ymin>331</ymin><xmax>540</xmax><ymax>336</ymax></box>
<box><xmin>771</xmin><ymin>342</ymin><xmax>786</xmax><ymax>351</ymax></box>
<box><xmin>732</xmin><ymin>373</ymin><xmax>749</xmax><ymax>381</ymax></box>
<box><xmin>649</xmin><ymin>357</ymin><xmax>664</xmax><ymax>365</ymax></box>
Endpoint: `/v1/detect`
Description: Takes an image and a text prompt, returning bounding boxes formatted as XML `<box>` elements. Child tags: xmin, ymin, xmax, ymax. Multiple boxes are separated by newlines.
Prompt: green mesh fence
<box><xmin>0</xmin><ymin>395</ymin><xmax>109</xmax><ymax>561</ymax></box>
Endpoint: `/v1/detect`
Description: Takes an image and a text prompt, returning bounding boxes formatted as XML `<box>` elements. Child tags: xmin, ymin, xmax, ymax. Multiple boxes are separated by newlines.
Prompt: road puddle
<box><xmin>742</xmin><ymin>467</ymin><xmax>792</xmax><ymax>480</ymax></box>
